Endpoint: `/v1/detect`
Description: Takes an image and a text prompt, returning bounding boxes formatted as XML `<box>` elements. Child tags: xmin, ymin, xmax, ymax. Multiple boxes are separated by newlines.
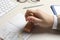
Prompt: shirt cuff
<box><xmin>52</xmin><ymin>15</ymin><xmax>58</xmax><ymax>29</ymax></box>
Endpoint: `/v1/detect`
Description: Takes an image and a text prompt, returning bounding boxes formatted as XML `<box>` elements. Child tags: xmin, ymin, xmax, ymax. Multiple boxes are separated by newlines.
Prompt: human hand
<box><xmin>24</xmin><ymin>9</ymin><xmax>54</xmax><ymax>32</ymax></box>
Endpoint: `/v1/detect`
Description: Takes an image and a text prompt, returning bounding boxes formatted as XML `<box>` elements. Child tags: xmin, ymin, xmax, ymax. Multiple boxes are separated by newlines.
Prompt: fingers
<box><xmin>25</xmin><ymin>9</ymin><xmax>45</xmax><ymax>21</ymax></box>
<box><xmin>26</xmin><ymin>16</ymin><xmax>42</xmax><ymax>24</ymax></box>
<box><xmin>25</xmin><ymin>13</ymin><xmax>34</xmax><ymax>21</ymax></box>
<box><xmin>25</xmin><ymin>9</ymin><xmax>38</xmax><ymax>20</ymax></box>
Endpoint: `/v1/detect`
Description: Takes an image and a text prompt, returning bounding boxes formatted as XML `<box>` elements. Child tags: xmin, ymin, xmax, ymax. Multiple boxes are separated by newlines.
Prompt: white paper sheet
<box><xmin>8</xmin><ymin>13</ymin><xmax>31</xmax><ymax>40</ymax></box>
<box><xmin>0</xmin><ymin>22</ymin><xmax>20</xmax><ymax>40</ymax></box>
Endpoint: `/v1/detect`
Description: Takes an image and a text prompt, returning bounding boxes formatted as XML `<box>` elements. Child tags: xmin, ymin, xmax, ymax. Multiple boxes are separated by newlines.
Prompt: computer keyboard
<box><xmin>0</xmin><ymin>0</ymin><xmax>17</xmax><ymax>16</ymax></box>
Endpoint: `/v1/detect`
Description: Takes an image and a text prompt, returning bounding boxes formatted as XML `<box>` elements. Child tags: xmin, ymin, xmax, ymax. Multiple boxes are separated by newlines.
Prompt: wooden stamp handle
<box><xmin>24</xmin><ymin>22</ymin><xmax>34</xmax><ymax>32</ymax></box>
<box><xmin>24</xmin><ymin>13</ymin><xmax>36</xmax><ymax>32</ymax></box>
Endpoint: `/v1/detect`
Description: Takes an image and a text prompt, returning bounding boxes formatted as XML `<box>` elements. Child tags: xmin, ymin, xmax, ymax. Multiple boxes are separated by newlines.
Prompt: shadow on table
<box><xmin>29</xmin><ymin>26</ymin><xmax>60</xmax><ymax>35</ymax></box>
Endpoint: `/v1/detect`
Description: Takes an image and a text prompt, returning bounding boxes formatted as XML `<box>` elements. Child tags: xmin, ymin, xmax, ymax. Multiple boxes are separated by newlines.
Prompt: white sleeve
<box><xmin>52</xmin><ymin>15</ymin><xmax>58</xmax><ymax>29</ymax></box>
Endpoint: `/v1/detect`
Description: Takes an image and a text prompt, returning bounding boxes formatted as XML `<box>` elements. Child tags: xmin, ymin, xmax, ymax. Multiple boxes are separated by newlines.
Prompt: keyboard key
<box><xmin>0</xmin><ymin>0</ymin><xmax>17</xmax><ymax>16</ymax></box>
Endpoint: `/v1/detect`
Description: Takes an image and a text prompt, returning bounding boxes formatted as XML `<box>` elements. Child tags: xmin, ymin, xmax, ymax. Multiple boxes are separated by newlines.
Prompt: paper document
<box><xmin>8</xmin><ymin>13</ymin><xmax>32</xmax><ymax>40</ymax></box>
<box><xmin>0</xmin><ymin>13</ymin><xmax>31</xmax><ymax>40</ymax></box>
<box><xmin>0</xmin><ymin>22</ymin><xmax>20</xmax><ymax>40</ymax></box>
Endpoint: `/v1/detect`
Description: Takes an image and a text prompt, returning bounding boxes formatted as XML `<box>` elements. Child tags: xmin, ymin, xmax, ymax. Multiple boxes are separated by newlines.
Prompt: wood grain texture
<box><xmin>24</xmin><ymin>22</ymin><xmax>34</xmax><ymax>32</ymax></box>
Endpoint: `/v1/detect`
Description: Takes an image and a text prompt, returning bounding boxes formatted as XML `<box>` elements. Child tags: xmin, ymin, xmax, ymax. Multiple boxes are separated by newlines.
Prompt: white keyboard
<box><xmin>0</xmin><ymin>0</ymin><xmax>17</xmax><ymax>16</ymax></box>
